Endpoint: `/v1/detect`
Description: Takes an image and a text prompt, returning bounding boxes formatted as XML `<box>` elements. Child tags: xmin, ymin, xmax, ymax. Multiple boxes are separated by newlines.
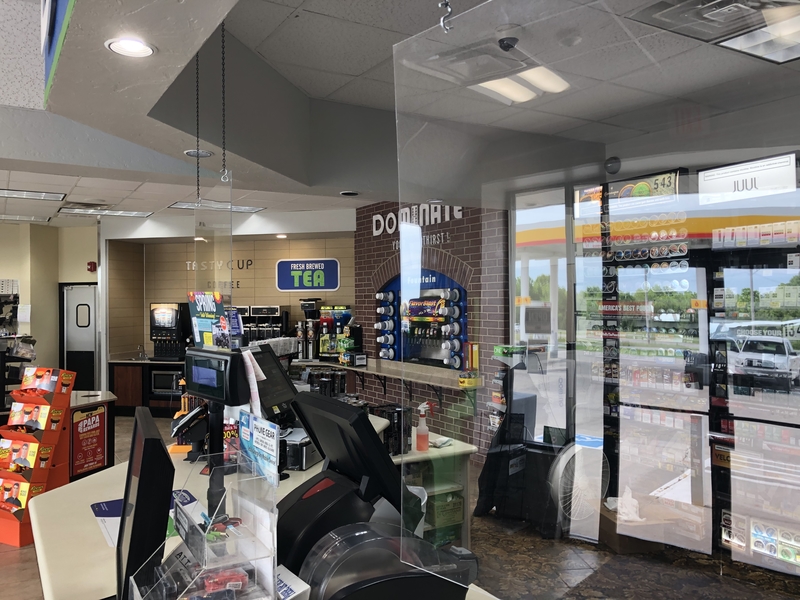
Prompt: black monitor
<box><xmin>116</xmin><ymin>407</ymin><xmax>175</xmax><ymax>600</ymax></box>
<box><xmin>292</xmin><ymin>392</ymin><xmax>414</xmax><ymax>523</ymax></box>
<box><xmin>249</xmin><ymin>344</ymin><xmax>297</xmax><ymax>426</ymax></box>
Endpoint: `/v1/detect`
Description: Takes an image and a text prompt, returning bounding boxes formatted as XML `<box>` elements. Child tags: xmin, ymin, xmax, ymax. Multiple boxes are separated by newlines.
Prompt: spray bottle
<box><xmin>416</xmin><ymin>402</ymin><xmax>429</xmax><ymax>452</ymax></box>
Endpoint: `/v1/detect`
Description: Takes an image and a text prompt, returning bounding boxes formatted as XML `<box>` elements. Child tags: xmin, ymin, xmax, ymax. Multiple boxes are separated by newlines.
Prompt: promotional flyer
<box><xmin>187</xmin><ymin>291</ymin><xmax>230</xmax><ymax>349</ymax></box>
<box><xmin>71</xmin><ymin>405</ymin><xmax>107</xmax><ymax>477</ymax></box>
<box><xmin>238</xmin><ymin>410</ymin><xmax>279</xmax><ymax>486</ymax></box>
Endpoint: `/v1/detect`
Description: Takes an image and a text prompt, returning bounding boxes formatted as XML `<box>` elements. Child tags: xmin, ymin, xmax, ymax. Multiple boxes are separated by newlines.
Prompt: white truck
<box><xmin>731</xmin><ymin>336</ymin><xmax>800</xmax><ymax>388</ymax></box>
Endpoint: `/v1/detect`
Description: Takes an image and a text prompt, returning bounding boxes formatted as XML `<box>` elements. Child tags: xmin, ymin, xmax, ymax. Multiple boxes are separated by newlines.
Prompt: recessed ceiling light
<box><xmin>58</xmin><ymin>207</ymin><xmax>152</xmax><ymax>217</ymax></box>
<box><xmin>276</xmin><ymin>234</ymin><xmax>287</xmax><ymax>239</ymax></box>
<box><xmin>0</xmin><ymin>189</ymin><xmax>65</xmax><ymax>202</ymax></box>
<box><xmin>184</xmin><ymin>149</ymin><xmax>214</xmax><ymax>159</ymax></box>
<box><xmin>0</xmin><ymin>214</ymin><xmax>51</xmax><ymax>222</ymax></box>
<box><xmin>477</xmin><ymin>78</ymin><xmax>537</xmax><ymax>104</ymax></box>
<box><xmin>169</xmin><ymin>200</ymin><xmax>265</xmax><ymax>213</ymax></box>
<box><xmin>720</xmin><ymin>15</ymin><xmax>800</xmax><ymax>63</ymax></box>
<box><xmin>340</xmin><ymin>191</ymin><xmax>359</xmax><ymax>197</ymax></box>
<box><xmin>104</xmin><ymin>37</ymin><xmax>156</xmax><ymax>58</ymax></box>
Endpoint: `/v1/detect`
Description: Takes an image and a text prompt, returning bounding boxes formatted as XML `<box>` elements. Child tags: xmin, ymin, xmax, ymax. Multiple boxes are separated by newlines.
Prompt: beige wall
<box><xmin>107</xmin><ymin>240</ymin><xmax>145</xmax><ymax>356</ymax></box>
<box><xmin>138</xmin><ymin>235</ymin><xmax>355</xmax><ymax>353</ymax></box>
<box><xmin>27</xmin><ymin>225</ymin><xmax>59</xmax><ymax>367</ymax></box>
<box><xmin>0</xmin><ymin>224</ymin><xmax>22</xmax><ymax>283</ymax></box>
<box><xmin>58</xmin><ymin>226</ymin><xmax>98</xmax><ymax>283</ymax></box>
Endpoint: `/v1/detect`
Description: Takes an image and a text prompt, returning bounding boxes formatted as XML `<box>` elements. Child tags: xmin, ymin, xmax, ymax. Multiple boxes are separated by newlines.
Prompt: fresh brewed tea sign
<box><xmin>276</xmin><ymin>259</ymin><xmax>340</xmax><ymax>292</ymax></box>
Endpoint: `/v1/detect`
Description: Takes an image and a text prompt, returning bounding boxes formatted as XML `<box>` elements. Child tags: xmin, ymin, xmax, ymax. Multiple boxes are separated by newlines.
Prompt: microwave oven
<box><xmin>151</xmin><ymin>371</ymin><xmax>179</xmax><ymax>395</ymax></box>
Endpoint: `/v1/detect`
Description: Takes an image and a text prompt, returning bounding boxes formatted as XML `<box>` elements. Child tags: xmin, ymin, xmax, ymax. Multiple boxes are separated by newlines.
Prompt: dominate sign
<box><xmin>373</xmin><ymin>204</ymin><xmax>463</xmax><ymax>236</ymax></box>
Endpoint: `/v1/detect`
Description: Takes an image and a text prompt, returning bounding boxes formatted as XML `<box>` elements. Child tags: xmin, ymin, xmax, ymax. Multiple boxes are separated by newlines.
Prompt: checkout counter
<box><xmin>29</xmin><ymin>426</ymin><xmax>493</xmax><ymax>600</ymax></box>
<box><xmin>29</xmin><ymin>344</ymin><xmax>492</xmax><ymax>600</ymax></box>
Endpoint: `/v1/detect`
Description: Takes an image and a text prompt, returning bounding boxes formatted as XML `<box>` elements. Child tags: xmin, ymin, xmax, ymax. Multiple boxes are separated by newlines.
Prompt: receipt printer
<box><xmin>285</xmin><ymin>427</ymin><xmax>322</xmax><ymax>471</ymax></box>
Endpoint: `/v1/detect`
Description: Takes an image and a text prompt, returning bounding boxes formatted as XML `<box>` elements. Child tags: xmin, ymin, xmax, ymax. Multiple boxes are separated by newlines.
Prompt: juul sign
<box><xmin>699</xmin><ymin>153</ymin><xmax>796</xmax><ymax>206</ymax></box>
<box><xmin>373</xmin><ymin>204</ymin><xmax>463</xmax><ymax>236</ymax></box>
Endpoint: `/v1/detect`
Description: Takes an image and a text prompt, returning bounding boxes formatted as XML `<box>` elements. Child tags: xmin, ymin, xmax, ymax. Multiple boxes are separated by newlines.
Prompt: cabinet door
<box><xmin>112</xmin><ymin>366</ymin><xmax>142</xmax><ymax>407</ymax></box>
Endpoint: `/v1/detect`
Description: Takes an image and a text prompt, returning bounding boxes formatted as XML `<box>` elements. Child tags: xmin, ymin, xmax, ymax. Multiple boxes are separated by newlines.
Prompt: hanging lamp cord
<box><xmin>220</xmin><ymin>21</ymin><xmax>228</xmax><ymax>182</ymax></box>
<box><xmin>195</xmin><ymin>52</ymin><xmax>201</xmax><ymax>204</ymax></box>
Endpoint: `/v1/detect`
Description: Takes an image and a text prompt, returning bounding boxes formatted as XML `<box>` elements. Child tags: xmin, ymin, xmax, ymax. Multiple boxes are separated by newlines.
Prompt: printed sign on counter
<box><xmin>187</xmin><ymin>291</ymin><xmax>230</xmax><ymax>349</ymax></box>
<box><xmin>276</xmin><ymin>259</ymin><xmax>340</xmax><ymax>292</ymax></box>
<box><xmin>71</xmin><ymin>405</ymin><xmax>106</xmax><ymax>477</ymax></box>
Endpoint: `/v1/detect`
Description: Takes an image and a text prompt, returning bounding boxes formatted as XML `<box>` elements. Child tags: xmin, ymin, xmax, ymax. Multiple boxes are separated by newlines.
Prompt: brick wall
<box><xmin>354</xmin><ymin>202</ymin><xmax>509</xmax><ymax>463</ymax></box>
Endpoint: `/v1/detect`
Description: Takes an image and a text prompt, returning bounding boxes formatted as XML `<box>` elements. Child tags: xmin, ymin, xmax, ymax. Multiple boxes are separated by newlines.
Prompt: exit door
<box><xmin>63</xmin><ymin>285</ymin><xmax>98</xmax><ymax>391</ymax></box>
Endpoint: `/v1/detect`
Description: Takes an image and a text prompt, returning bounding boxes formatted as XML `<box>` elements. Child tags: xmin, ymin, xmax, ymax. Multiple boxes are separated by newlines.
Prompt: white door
<box><xmin>64</xmin><ymin>285</ymin><xmax>98</xmax><ymax>390</ymax></box>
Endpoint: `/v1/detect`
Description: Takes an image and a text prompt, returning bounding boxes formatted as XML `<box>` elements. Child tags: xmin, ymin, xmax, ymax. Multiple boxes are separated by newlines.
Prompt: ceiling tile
<box><xmin>328</xmin><ymin>78</ymin><xmax>396</xmax><ymax>111</ymax></box>
<box><xmin>634</xmin><ymin>31</ymin><xmax>702</xmax><ymax>62</ymax></box>
<box><xmin>9</xmin><ymin>171</ymin><xmax>78</xmax><ymax>186</ymax></box>
<box><xmin>65</xmin><ymin>187</ymin><xmax>129</xmax><ymax>199</ymax></box>
<box><xmin>256</xmin><ymin>10</ymin><xmax>407</xmax><ymax>76</ymax></box>
<box><xmin>0</xmin><ymin>170</ymin><xmax>8</xmax><ymax>187</ymax></box>
<box><xmin>225</xmin><ymin>0</ymin><xmax>296</xmax><ymax>51</ymax></box>
<box><xmin>603</xmin><ymin>98</ymin><xmax>723</xmax><ymax>133</ymax></box>
<box><xmin>269</xmin><ymin>62</ymin><xmax>354</xmax><ymax>98</ymax></box>
<box><xmin>0</xmin><ymin>0</ymin><xmax>43</xmax><ymax>110</ymax></box>
<box><xmin>558</xmin><ymin>121</ymin><xmax>646</xmax><ymax>143</ymax></box>
<box><xmin>681</xmin><ymin>71</ymin><xmax>800</xmax><ymax>112</ymax></box>
<box><xmin>491</xmin><ymin>110</ymin><xmax>590</xmax><ymax>134</ymax></box>
<box><xmin>614</xmin><ymin>45</ymin><xmax>769</xmax><ymax>97</ymax></box>
<box><xmin>448</xmin><ymin>106</ymin><xmax>521</xmax><ymax>127</ymax></box>
<box><xmin>4</xmin><ymin>198</ymin><xmax>58</xmax><ymax>217</ymax></box>
<box><xmin>65</xmin><ymin>194</ymin><xmax>120</xmax><ymax>204</ymax></box>
<box><xmin>533</xmin><ymin>83</ymin><xmax>668</xmax><ymax>121</ymax></box>
<box><xmin>114</xmin><ymin>198</ymin><xmax>168</xmax><ymax>211</ymax></box>
<box><xmin>268</xmin><ymin>0</ymin><xmax>304</xmax><ymax>6</ymax></box>
<box><xmin>592</xmin><ymin>0</ymin><xmax>662</xmax><ymax>16</ymax></box>
<box><xmin>4</xmin><ymin>182</ymin><xmax>73</xmax><ymax>194</ymax></box>
<box><xmin>552</xmin><ymin>40</ymin><xmax>660</xmax><ymax>81</ymax></box>
<box><xmin>75</xmin><ymin>177</ymin><xmax>141</xmax><ymax>191</ymax></box>
<box><xmin>126</xmin><ymin>190</ymin><xmax>190</xmax><ymax>202</ymax></box>
<box><xmin>414</xmin><ymin>89</ymin><xmax>507</xmax><ymax>120</ymax></box>
<box><xmin>48</xmin><ymin>216</ymin><xmax>99</xmax><ymax>227</ymax></box>
<box><xmin>137</xmin><ymin>182</ymin><xmax>196</xmax><ymax>195</ymax></box>
<box><xmin>240</xmin><ymin>190</ymin><xmax>298</xmax><ymax>203</ymax></box>
<box><xmin>298</xmin><ymin>0</ymin><xmax>486</xmax><ymax>35</ymax></box>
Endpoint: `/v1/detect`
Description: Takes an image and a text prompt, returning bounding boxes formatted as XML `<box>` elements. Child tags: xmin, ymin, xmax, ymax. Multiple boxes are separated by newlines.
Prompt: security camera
<box><xmin>498</xmin><ymin>37</ymin><xmax>519</xmax><ymax>52</ymax></box>
<box><xmin>605</xmin><ymin>156</ymin><xmax>622</xmax><ymax>175</ymax></box>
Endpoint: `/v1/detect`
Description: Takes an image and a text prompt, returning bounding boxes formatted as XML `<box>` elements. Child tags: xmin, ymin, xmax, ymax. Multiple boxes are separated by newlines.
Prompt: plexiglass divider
<box><xmin>394</xmin><ymin>0</ymin><xmax>800</xmax><ymax>596</ymax></box>
<box><xmin>194</xmin><ymin>172</ymin><xmax>234</xmax><ymax>307</ymax></box>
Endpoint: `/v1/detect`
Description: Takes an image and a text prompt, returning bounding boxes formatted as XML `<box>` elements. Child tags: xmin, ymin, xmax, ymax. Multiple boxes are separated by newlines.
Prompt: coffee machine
<box><xmin>149</xmin><ymin>302</ymin><xmax>192</xmax><ymax>361</ymax></box>
<box><xmin>297</xmin><ymin>298</ymin><xmax>322</xmax><ymax>360</ymax></box>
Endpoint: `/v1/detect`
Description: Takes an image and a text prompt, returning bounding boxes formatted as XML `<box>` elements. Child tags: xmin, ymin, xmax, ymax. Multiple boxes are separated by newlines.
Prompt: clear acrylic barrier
<box><xmin>128</xmin><ymin>452</ymin><xmax>276</xmax><ymax>600</ymax></box>
<box><xmin>393</xmin><ymin>0</ymin><xmax>800</xmax><ymax>596</ymax></box>
<box><xmin>195</xmin><ymin>172</ymin><xmax>233</xmax><ymax>306</ymax></box>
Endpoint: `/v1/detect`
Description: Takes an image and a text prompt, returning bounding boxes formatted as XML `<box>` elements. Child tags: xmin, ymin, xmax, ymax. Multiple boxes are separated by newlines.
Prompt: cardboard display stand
<box><xmin>0</xmin><ymin>367</ymin><xmax>75</xmax><ymax>546</ymax></box>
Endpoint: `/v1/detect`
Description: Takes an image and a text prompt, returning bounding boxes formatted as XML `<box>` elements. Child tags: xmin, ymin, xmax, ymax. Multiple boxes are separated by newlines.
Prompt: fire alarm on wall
<box><xmin>87</xmin><ymin>261</ymin><xmax>97</xmax><ymax>273</ymax></box>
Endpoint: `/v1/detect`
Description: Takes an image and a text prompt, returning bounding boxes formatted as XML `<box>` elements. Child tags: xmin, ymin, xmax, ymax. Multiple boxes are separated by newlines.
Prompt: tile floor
<box><xmin>5</xmin><ymin>418</ymin><xmax>800</xmax><ymax>600</ymax></box>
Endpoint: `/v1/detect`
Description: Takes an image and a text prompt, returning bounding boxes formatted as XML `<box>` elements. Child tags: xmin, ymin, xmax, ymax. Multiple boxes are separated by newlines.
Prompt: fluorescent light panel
<box><xmin>169</xmin><ymin>200</ymin><xmax>264</xmax><ymax>213</ymax></box>
<box><xmin>470</xmin><ymin>66</ymin><xmax>570</xmax><ymax>105</ymax></box>
<box><xmin>0</xmin><ymin>189</ymin><xmax>66</xmax><ymax>202</ymax></box>
<box><xmin>518</xmin><ymin>67</ymin><xmax>571</xmax><ymax>94</ymax></box>
<box><xmin>58</xmin><ymin>207</ymin><xmax>152</xmax><ymax>217</ymax></box>
<box><xmin>720</xmin><ymin>15</ymin><xmax>800</xmax><ymax>63</ymax></box>
<box><xmin>0</xmin><ymin>214</ymin><xmax>51</xmax><ymax>222</ymax></box>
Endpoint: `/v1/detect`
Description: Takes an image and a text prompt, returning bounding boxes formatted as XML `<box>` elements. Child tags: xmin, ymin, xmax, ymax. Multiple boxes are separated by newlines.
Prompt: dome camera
<box><xmin>498</xmin><ymin>37</ymin><xmax>519</xmax><ymax>52</ymax></box>
<box><xmin>605</xmin><ymin>156</ymin><xmax>622</xmax><ymax>175</ymax></box>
